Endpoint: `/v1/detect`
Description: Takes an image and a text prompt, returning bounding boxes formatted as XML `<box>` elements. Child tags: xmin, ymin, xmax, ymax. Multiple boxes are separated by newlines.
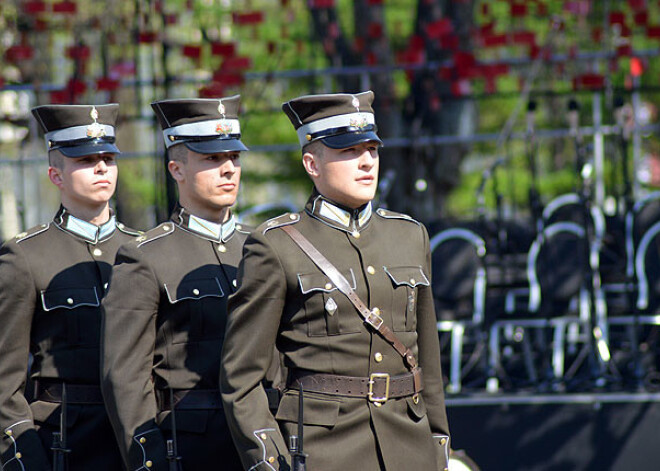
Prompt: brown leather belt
<box><xmin>157</xmin><ymin>389</ymin><xmax>223</xmax><ymax>411</ymax></box>
<box><xmin>34</xmin><ymin>381</ymin><xmax>104</xmax><ymax>405</ymax></box>
<box><xmin>287</xmin><ymin>368</ymin><xmax>423</xmax><ymax>404</ymax></box>
<box><xmin>157</xmin><ymin>388</ymin><xmax>282</xmax><ymax>411</ymax></box>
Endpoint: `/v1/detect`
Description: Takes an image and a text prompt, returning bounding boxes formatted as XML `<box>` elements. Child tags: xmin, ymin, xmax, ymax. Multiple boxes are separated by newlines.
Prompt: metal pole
<box><xmin>592</xmin><ymin>93</ymin><xmax>605</xmax><ymax>207</ymax></box>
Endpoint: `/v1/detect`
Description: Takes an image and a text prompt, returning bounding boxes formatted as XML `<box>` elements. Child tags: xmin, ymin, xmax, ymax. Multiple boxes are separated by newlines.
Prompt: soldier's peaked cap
<box><xmin>282</xmin><ymin>90</ymin><xmax>382</xmax><ymax>149</ymax></box>
<box><xmin>151</xmin><ymin>96</ymin><xmax>248</xmax><ymax>154</ymax></box>
<box><xmin>31</xmin><ymin>104</ymin><xmax>120</xmax><ymax>158</ymax></box>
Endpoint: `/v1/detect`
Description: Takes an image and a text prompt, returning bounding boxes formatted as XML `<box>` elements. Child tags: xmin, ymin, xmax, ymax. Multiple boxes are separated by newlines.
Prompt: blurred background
<box><xmin>3</xmin><ymin>1</ymin><xmax>660</xmax><ymax>469</ymax></box>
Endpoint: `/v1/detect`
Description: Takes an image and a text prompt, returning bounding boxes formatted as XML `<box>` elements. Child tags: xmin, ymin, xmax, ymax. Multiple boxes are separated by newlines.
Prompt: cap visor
<box><xmin>184</xmin><ymin>138</ymin><xmax>249</xmax><ymax>154</ymax></box>
<box><xmin>58</xmin><ymin>142</ymin><xmax>121</xmax><ymax>157</ymax></box>
<box><xmin>320</xmin><ymin>131</ymin><xmax>382</xmax><ymax>149</ymax></box>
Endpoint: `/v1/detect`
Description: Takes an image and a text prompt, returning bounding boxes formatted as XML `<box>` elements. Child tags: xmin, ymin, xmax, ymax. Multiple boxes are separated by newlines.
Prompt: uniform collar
<box><xmin>306</xmin><ymin>192</ymin><xmax>372</xmax><ymax>235</ymax></box>
<box><xmin>54</xmin><ymin>206</ymin><xmax>116</xmax><ymax>244</ymax></box>
<box><xmin>171</xmin><ymin>203</ymin><xmax>236</xmax><ymax>242</ymax></box>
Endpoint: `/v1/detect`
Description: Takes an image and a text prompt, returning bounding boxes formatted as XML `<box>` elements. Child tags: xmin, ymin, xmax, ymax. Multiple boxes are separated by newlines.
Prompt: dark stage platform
<box><xmin>447</xmin><ymin>392</ymin><xmax>660</xmax><ymax>471</ymax></box>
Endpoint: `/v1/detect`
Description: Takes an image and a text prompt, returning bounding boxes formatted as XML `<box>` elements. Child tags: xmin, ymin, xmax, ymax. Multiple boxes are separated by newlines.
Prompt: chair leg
<box><xmin>487</xmin><ymin>323</ymin><xmax>501</xmax><ymax>393</ymax></box>
<box><xmin>447</xmin><ymin>324</ymin><xmax>465</xmax><ymax>394</ymax></box>
<box><xmin>552</xmin><ymin>320</ymin><xmax>567</xmax><ymax>379</ymax></box>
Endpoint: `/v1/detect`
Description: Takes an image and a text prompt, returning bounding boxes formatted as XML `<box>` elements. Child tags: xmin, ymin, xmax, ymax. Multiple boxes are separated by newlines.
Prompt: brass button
<box><xmin>232</xmin><ymin>279</ymin><xmax>237</xmax><ymax>287</ymax></box>
<box><xmin>15</xmin><ymin>452</ymin><xmax>22</xmax><ymax>459</ymax></box>
<box><xmin>163</xmin><ymin>225</ymin><xmax>170</xmax><ymax>231</ymax></box>
<box><xmin>410</xmin><ymin>278</ymin><xmax>416</xmax><ymax>285</ymax></box>
<box><xmin>192</xmin><ymin>288</ymin><xmax>200</xmax><ymax>296</ymax></box>
<box><xmin>412</xmin><ymin>394</ymin><xmax>419</xmax><ymax>404</ymax></box>
<box><xmin>217</xmin><ymin>244</ymin><xmax>227</xmax><ymax>253</ymax></box>
<box><xmin>440</xmin><ymin>437</ymin><xmax>447</xmax><ymax>446</ymax></box>
<box><xmin>289</xmin><ymin>214</ymin><xmax>297</xmax><ymax>220</ymax></box>
<box><xmin>146</xmin><ymin>461</ymin><xmax>153</xmax><ymax>468</ymax></box>
<box><xmin>117</xmin><ymin>222</ymin><xmax>125</xmax><ymax>229</ymax></box>
<box><xmin>444</xmin><ymin>468</ymin><xmax>448</xmax><ymax>471</ymax></box>
<box><xmin>67</xmin><ymin>298</ymin><xmax>74</xmax><ymax>305</ymax></box>
<box><xmin>15</xmin><ymin>232</ymin><xmax>27</xmax><ymax>239</ymax></box>
<box><xmin>236</xmin><ymin>224</ymin><xmax>242</xmax><ymax>230</ymax></box>
<box><xmin>268</xmin><ymin>456</ymin><xmax>276</xmax><ymax>464</ymax></box>
<box><xmin>367</xmin><ymin>266</ymin><xmax>375</xmax><ymax>275</ymax></box>
<box><xmin>374</xmin><ymin>352</ymin><xmax>383</xmax><ymax>363</ymax></box>
<box><xmin>139</xmin><ymin>437</ymin><xmax>146</xmax><ymax>444</ymax></box>
<box><xmin>93</xmin><ymin>248</ymin><xmax>102</xmax><ymax>256</ymax></box>
<box><xmin>374</xmin><ymin>401</ymin><xmax>382</xmax><ymax>407</ymax></box>
<box><xmin>5</xmin><ymin>429</ymin><xmax>12</xmax><ymax>436</ymax></box>
<box><xmin>324</xmin><ymin>283</ymin><xmax>332</xmax><ymax>290</ymax></box>
<box><xmin>260</xmin><ymin>433</ymin><xmax>268</xmax><ymax>440</ymax></box>
<box><xmin>352</xmin><ymin>230</ymin><xmax>360</xmax><ymax>238</ymax></box>
<box><xmin>372</xmin><ymin>307</ymin><xmax>381</xmax><ymax>315</ymax></box>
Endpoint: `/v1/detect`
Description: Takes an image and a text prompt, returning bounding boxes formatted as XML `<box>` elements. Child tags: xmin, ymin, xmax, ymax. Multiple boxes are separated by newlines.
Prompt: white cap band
<box><xmin>296</xmin><ymin>112</ymin><xmax>375</xmax><ymax>147</ymax></box>
<box><xmin>162</xmin><ymin>119</ymin><xmax>241</xmax><ymax>148</ymax></box>
<box><xmin>45</xmin><ymin>124</ymin><xmax>115</xmax><ymax>144</ymax></box>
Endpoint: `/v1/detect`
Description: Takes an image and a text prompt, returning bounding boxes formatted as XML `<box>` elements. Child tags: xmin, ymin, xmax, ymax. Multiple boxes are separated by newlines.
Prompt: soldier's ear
<box><xmin>48</xmin><ymin>166</ymin><xmax>64</xmax><ymax>188</ymax></box>
<box><xmin>168</xmin><ymin>160</ymin><xmax>185</xmax><ymax>182</ymax></box>
<box><xmin>302</xmin><ymin>151</ymin><xmax>320</xmax><ymax>179</ymax></box>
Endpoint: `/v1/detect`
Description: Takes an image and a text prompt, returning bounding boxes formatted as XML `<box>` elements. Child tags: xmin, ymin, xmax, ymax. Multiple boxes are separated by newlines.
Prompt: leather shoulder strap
<box><xmin>281</xmin><ymin>225</ymin><xmax>418</xmax><ymax>370</ymax></box>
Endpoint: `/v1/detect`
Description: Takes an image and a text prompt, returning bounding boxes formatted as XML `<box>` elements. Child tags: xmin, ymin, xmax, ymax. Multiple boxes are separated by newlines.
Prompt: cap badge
<box><xmin>215</xmin><ymin>121</ymin><xmax>233</xmax><ymax>135</ymax></box>
<box><xmin>218</xmin><ymin>101</ymin><xmax>226</xmax><ymax>117</ymax></box>
<box><xmin>86</xmin><ymin>106</ymin><xmax>106</xmax><ymax>138</ymax></box>
<box><xmin>349</xmin><ymin>117</ymin><xmax>368</xmax><ymax>129</ymax></box>
<box><xmin>351</xmin><ymin>95</ymin><xmax>360</xmax><ymax>111</ymax></box>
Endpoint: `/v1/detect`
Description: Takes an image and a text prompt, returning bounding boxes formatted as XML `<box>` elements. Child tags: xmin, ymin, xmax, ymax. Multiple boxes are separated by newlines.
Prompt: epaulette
<box><xmin>262</xmin><ymin>213</ymin><xmax>300</xmax><ymax>234</ymax></box>
<box><xmin>235</xmin><ymin>222</ymin><xmax>253</xmax><ymax>235</ymax></box>
<box><xmin>116</xmin><ymin>222</ymin><xmax>143</xmax><ymax>237</ymax></box>
<box><xmin>375</xmin><ymin>208</ymin><xmax>421</xmax><ymax>225</ymax></box>
<box><xmin>135</xmin><ymin>222</ymin><xmax>176</xmax><ymax>247</ymax></box>
<box><xmin>14</xmin><ymin>223</ymin><xmax>50</xmax><ymax>243</ymax></box>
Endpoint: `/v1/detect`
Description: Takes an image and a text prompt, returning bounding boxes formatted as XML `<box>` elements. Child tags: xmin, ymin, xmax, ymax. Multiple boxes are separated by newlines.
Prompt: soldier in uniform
<box><xmin>221</xmin><ymin>91</ymin><xmax>451</xmax><ymax>471</ymax></box>
<box><xmin>101</xmin><ymin>96</ymin><xmax>272</xmax><ymax>471</ymax></box>
<box><xmin>0</xmin><ymin>104</ymin><xmax>140</xmax><ymax>470</ymax></box>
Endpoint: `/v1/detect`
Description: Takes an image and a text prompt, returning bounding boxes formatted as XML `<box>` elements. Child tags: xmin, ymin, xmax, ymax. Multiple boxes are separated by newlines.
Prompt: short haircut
<box><xmin>302</xmin><ymin>139</ymin><xmax>325</xmax><ymax>158</ymax></box>
<box><xmin>167</xmin><ymin>143</ymin><xmax>189</xmax><ymax>163</ymax></box>
<box><xmin>48</xmin><ymin>150</ymin><xmax>64</xmax><ymax>169</ymax></box>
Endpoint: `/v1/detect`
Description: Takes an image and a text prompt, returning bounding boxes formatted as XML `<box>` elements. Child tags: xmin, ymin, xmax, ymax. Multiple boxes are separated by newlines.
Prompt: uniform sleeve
<box><xmin>0</xmin><ymin>242</ymin><xmax>52</xmax><ymax>470</ymax></box>
<box><xmin>221</xmin><ymin>231</ymin><xmax>290</xmax><ymax>471</ymax></box>
<box><xmin>100</xmin><ymin>243</ymin><xmax>168</xmax><ymax>470</ymax></box>
<box><xmin>416</xmin><ymin>225</ymin><xmax>451</xmax><ymax>467</ymax></box>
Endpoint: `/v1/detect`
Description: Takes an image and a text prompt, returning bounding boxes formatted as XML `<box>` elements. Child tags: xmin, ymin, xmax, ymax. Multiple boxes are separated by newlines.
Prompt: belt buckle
<box><xmin>366</xmin><ymin>309</ymin><xmax>384</xmax><ymax>330</ymax></box>
<box><xmin>368</xmin><ymin>373</ymin><xmax>390</xmax><ymax>404</ymax></box>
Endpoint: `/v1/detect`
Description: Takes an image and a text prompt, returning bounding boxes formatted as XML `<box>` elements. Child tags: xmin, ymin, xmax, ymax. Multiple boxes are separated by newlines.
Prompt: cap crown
<box><xmin>32</xmin><ymin>104</ymin><xmax>119</xmax><ymax>133</ymax></box>
<box><xmin>282</xmin><ymin>91</ymin><xmax>375</xmax><ymax>129</ymax></box>
<box><xmin>151</xmin><ymin>96</ymin><xmax>240</xmax><ymax>130</ymax></box>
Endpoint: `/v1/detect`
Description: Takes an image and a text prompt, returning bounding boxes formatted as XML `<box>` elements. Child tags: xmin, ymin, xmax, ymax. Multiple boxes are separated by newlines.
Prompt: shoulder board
<box><xmin>234</xmin><ymin>222</ymin><xmax>253</xmax><ymax>235</ymax></box>
<box><xmin>14</xmin><ymin>223</ymin><xmax>50</xmax><ymax>243</ymax></box>
<box><xmin>375</xmin><ymin>208</ymin><xmax>420</xmax><ymax>225</ymax></box>
<box><xmin>136</xmin><ymin>222</ymin><xmax>175</xmax><ymax>247</ymax></box>
<box><xmin>116</xmin><ymin>222</ymin><xmax>143</xmax><ymax>237</ymax></box>
<box><xmin>262</xmin><ymin>213</ymin><xmax>300</xmax><ymax>234</ymax></box>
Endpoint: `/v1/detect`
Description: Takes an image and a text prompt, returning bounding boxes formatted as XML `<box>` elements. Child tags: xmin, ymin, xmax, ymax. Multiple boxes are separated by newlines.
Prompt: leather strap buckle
<box><xmin>368</xmin><ymin>373</ymin><xmax>390</xmax><ymax>403</ymax></box>
<box><xmin>366</xmin><ymin>308</ymin><xmax>384</xmax><ymax>330</ymax></box>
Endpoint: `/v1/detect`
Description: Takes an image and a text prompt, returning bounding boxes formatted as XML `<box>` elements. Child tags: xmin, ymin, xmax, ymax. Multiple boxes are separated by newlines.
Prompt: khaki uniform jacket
<box><xmin>221</xmin><ymin>193</ymin><xmax>450</xmax><ymax>471</ymax></box>
<box><xmin>100</xmin><ymin>205</ymin><xmax>256</xmax><ymax>471</ymax></box>
<box><xmin>0</xmin><ymin>207</ymin><xmax>140</xmax><ymax>471</ymax></box>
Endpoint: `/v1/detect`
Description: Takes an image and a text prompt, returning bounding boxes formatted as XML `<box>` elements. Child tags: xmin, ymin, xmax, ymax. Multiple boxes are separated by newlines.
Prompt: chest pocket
<box><xmin>41</xmin><ymin>287</ymin><xmax>101</xmax><ymax>347</ymax></box>
<box><xmin>297</xmin><ymin>269</ymin><xmax>361</xmax><ymax>336</ymax></box>
<box><xmin>163</xmin><ymin>278</ymin><xmax>226</xmax><ymax>344</ymax></box>
<box><xmin>384</xmin><ymin>266</ymin><xmax>430</xmax><ymax>332</ymax></box>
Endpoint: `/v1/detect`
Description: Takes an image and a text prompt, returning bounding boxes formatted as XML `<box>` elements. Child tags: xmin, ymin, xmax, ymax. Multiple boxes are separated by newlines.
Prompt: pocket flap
<box><xmin>406</xmin><ymin>393</ymin><xmax>427</xmax><ymax>420</ymax></box>
<box><xmin>384</xmin><ymin>266</ymin><xmax>430</xmax><ymax>288</ymax></box>
<box><xmin>164</xmin><ymin>278</ymin><xmax>225</xmax><ymax>304</ymax></box>
<box><xmin>298</xmin><ymin>269</ymin><xmax>356</xmax><ymax>294</ymax></box>
<box><xmin>276</xmin><ymin>391</ymin><xmax>341</xmax><ymax>427</ymax></box>
<box><xmin>41</xmin><ymin>287</ymin><xmax>100</xmax><ymax>311</ymax></box>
